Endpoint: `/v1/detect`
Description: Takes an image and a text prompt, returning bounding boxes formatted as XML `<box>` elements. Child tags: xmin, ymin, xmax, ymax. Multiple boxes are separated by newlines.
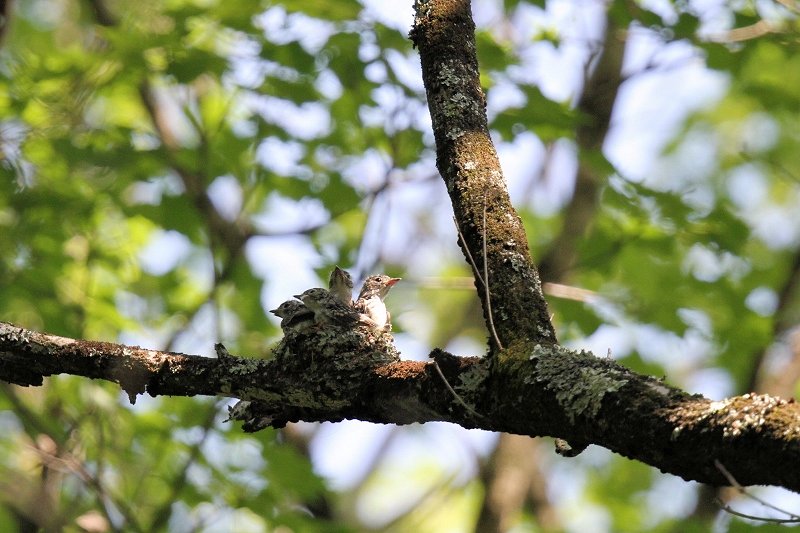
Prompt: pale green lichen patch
<box><xmin>556</xmin><ymin>366</ymin><xmax>626</xmax><ymax>423</ymax></box>
<box><xmin>457</xmin><ymin>361</ymin><xmax>489</xmax><ymax>390</ymax></box>
<box><xmin>527</xmin><ymin>344</ymin><xmax>627</xmax><ymax>423</ymax></box>
<box><xmin>228</xmin><ymin>358</ymin><xmax>263</xmax><ymax>375</ymax></box>
<box><xmin>455</xmin><ymin>360</ymin><xmax>490</xmax><ymax>400</ymax></box>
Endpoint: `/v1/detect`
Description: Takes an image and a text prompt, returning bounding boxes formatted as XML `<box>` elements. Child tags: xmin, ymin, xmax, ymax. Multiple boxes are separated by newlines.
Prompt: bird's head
<box><xmin>329</xmin><ymin>266</ymin><xmax>354</xmax><ymax>291</ymax></box>
<box><xmin>359</xmin><ymin>274</ymin><xmax>401</xmax><ymax>299</ymax></box>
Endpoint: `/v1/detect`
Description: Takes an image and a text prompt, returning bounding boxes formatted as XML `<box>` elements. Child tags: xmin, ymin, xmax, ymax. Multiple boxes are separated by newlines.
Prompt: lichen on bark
<box><xmin>411</xmin><ymin>0</ymin><xmax>556</xmax><ymax>353</ymax></box>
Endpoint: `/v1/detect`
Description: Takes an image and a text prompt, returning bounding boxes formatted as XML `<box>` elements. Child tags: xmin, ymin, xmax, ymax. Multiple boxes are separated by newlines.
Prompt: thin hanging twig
<box><xmin>453</xmin><ymin>216</ymin><xmax>486</xmax><ymax>288</ymax></box>
<box><xmin>431</xmin><ymin>360</ymin><xmax>487</xmax><ymax>423</ymax></box>
<box><xmin>482</xmin><ymin>194</ymin><xmax>503</xmax><ymax>350</ymax></box>
<box><xmin>714</xmin><ymin>460</ymin><xmax>800</xmax><ymax>523</ymax></box>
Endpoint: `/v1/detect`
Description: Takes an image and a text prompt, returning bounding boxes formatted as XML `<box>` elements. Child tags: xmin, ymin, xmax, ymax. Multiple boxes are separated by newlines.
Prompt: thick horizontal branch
<box><xmin>1</xmin><ymin>321</ymin><xmax>799</xmax><ymax>491</ymax></box>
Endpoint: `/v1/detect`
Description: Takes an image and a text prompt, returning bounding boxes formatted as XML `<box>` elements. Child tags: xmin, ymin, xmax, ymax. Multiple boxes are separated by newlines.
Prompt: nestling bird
<box><xmin>270</xmin><ymin>300</ymin><xmax>315</xmax><ymax>333</ymax></box>
<box><xmin>328</xmin><ymin>266</ymin><xmax>354</xmax><ymax>306</ymax></box>
<box><xmin>354</xmin><ymin>275</ymin><xmax>401</xmax><ymax>331</ymax></box>
<box><xmin>294</xmin><ymin>288</ymin><xmax>362</xmax><ymax>327</ymax></box>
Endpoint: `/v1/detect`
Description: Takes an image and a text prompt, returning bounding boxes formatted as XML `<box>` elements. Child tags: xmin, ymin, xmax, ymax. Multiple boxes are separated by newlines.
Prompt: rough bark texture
<box><xmin>2</xmin><ymin>321</ymin><xmax>800</xmax><ymax>491</ymax></box>
<box><xmin>409</xmin><ymin>0</ymin><xmax>557</xmax><ymax>352</ymax></box>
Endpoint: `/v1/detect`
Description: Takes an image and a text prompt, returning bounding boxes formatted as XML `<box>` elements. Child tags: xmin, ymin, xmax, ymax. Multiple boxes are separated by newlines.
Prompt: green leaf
<box><xmin>492</xmin><ymin>85</ymin><xmax>576</xmax><ymax>141</ymax></box>
<box><xmin>281</xmin><ymin>0</ymin><xmax>362</xmax><ymax>20</ymax></box>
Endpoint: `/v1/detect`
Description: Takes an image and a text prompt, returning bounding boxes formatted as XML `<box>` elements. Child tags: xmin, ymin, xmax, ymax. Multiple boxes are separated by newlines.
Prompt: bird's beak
<box><xmin>269</xmin><ymin>308</ymin><xmax>278</xmax><ymax>315</ymax></box>
<box><xmin>387</xmin><ymin>277</ymin><xmax>401</xmax><ymax>287</ymax></box>
<box><xmin>293</xmin><ymin>294</ymin><xmax>303</xmax><ymax>300</ymax></box>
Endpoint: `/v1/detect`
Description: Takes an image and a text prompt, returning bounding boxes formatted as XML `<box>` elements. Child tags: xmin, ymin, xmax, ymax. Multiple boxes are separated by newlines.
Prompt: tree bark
<box><xmin>477</xmin><ymin>9</ymin><xmax>628</xmax><ymax>529</ymax></box>
<box><xmin>1</xmin><ymin>321</ymin><xmax>800</xmax><ymax>491</ymax></box>
<box><xmin>409</xmin><ymin>0</ymin><xmax>557</xmax><ymax>353</ymax></box>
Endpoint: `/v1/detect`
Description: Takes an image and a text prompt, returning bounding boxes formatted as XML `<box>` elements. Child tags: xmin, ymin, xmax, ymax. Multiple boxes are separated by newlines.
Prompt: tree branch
<box><xmin>410</xmin><ymin>0</ymin><xmax>557</xmax><ymax>352</ymax></box>
<box><xmin>476</xmin><ymin>10</ymin><xmax>628</xmax><ymax>529</ymax></box>
<box><xmin>2</xmin><ymin>321</ymin><xmax>800</xmax><ymax>491</ymax></box>
<box><xmin>138</xmin><ymin>81</ymin><xmax>254</xmax><ymax>265</ymax></box>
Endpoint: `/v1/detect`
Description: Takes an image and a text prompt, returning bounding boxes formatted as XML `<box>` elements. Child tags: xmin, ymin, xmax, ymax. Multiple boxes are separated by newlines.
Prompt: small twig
<box><xmin>431</xmin><ymin>360</ymin><xmax>486</xmax><ymax>423</ymax></box>
<box><xmin>773</xmin><ymin>0</ymin><xmax>800</xmax><ymax>13</ymax></box>
<box><xmin>708</xmin><ymin>20</ymin><xmax>785</xmax><ymax>43</ymax></box>
<box><xmin>715</xmin><ymin>460</ymin><xmax>796</xmax><ymax>515</ymax></box>
<box><xmin>482</xmin><ymin>195</ymin><xmax>503</xmax><ymax>350</ymax></box>
<box><xmin>453</xmin><ymin>197</ymin><xmax>503</xmax><ymax>350</ymax></box>
<box><xmin>30</xmin><ymin>442</ymin><xmax>144</xmax><ymax>532</ymax></box>
<box><xmin>714</xmin><ymin>460</ymin><xmax>800</xmax><ymax>523</ymax></box>
<box><xmin>453</xmin><ymin>216</ymin><xmax>485</xmax><ymax>288</ymax></box>
<box><xmin>715</xmin><ymin>501</ymin><xmax>800</xmax><ymax>524</ymax></box>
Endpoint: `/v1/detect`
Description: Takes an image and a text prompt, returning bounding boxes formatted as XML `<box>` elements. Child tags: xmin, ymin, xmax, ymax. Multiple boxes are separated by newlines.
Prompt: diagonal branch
<box><xmin>476</xmin><ymin>10</ymin><xmax>628</xmax><ymax>530</ymax></box>
<box><xmin>410</xmin><ymin>0</ymin><xmax>557</xmax><ymax>353</ymax></box>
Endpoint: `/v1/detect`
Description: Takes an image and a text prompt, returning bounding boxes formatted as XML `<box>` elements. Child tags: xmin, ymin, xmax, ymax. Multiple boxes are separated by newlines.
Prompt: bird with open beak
<box><xmin>354</xmin><ymin>275</ymin><xmax>401</xmax><ymax>332</ymax></box>
<box><xmin>328</xmin><ymin>266</ymin><xmax>354</xmax><ymax>306</ymax></box>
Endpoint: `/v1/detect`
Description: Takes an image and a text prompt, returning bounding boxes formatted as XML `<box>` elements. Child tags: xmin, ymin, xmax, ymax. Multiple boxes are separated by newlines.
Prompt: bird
<box><xmin>269</xmin><ymin>300</ymin><xmax>315</xmax><ymax>333</ymax></box>
<box><xmin>354</xmin><ymin>275</ymin><xmax>401</xmax><ymax>331</ymax></box>
<box><xmin>328</xmin><ymin>266</ymin><xmax>354</xmax><ymax>306</ymax></box>
<box><xmin>294</xmin><ymin>288</ymin><xmax>362</xmax><ymax>327</ymax></box>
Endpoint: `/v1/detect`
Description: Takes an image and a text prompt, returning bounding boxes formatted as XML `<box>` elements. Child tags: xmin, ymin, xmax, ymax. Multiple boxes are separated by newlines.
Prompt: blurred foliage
<box><xmin>0</xmin><ymin>0</ymin><xmax>799</xmax><ymax>531</ymax></box>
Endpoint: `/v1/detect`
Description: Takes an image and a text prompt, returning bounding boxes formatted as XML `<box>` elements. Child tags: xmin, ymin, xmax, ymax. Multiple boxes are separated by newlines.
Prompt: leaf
<box><xmin>281</xmin><ymin>0</ymin><xmax>362</xmax><ymax>20</ymax></box>
<box><xmin>492</xmin><ymin>85</ymin><xmax>576</xmax><ymax>141</ymax></box>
